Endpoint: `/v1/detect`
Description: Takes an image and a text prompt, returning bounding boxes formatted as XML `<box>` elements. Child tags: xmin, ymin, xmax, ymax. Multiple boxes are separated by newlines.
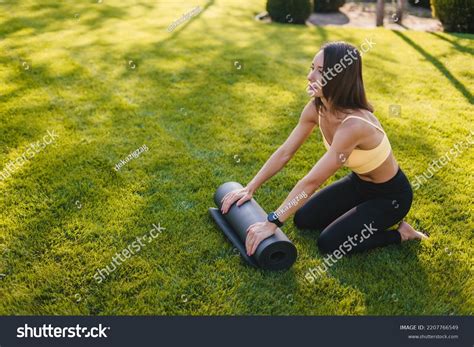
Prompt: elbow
<box><xmin>277</xmin><ymin>148</ymin><xmax>294</xmax><ymax>164</ymax></box>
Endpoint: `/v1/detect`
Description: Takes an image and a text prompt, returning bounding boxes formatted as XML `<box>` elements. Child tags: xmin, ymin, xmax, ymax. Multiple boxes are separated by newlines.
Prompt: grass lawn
<box><xmin>0</xmin><ymin>0</ymin><xmax>473</xmax><ymax>315</ymax></box>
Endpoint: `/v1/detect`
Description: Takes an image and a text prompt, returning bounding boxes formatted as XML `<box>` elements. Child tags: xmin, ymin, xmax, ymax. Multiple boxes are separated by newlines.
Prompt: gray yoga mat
<box><xmin>209</xmin><ymin>182</ymin><xmax>297</xmax><ymax>271</ymax></box>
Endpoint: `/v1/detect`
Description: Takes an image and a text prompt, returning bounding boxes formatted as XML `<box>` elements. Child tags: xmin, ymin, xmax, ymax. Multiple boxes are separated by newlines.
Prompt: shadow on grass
<box><xmin>429</xmin><ymin>32</ymin><xmax>474</xmax><ymax>56</ymax></box>
<box><xmin>0</xmin><ymin>2</ymin><xmax>129</xmax><ymax>38</ymax></box>
<box><xmin>325</xmin><ymin>243</ymin><xmax>432</xmax><ymax>314</ymax></box>
<box><xmin>156</xmin><ymin>0</ymin><xmax>215</xmax><ymax>45</ymax></box>
<box><xmin>392</xmin><ymin>30</ymin><xmax>473</xmax><ymax>105</ymax></box>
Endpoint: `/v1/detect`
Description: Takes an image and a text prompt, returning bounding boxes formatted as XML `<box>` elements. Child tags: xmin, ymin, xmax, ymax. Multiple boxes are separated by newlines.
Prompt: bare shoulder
<box><xmin>337</xmin><ymin>109</ymin><xmax>379</xmax><ymax>144</ymax></box>
<box><xmin>341</xmin><ymin>109</ymin><xmax>382</xmax><ymax>130</ymax></box>
<box><xmin>300</xmin><ymin>99</ymin><xmax>319</xmax><ymax>126</ymax></box>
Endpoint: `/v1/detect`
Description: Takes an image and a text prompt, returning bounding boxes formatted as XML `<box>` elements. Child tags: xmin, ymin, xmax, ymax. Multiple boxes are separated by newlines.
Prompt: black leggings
<box><xmin>293</xmin><ymin>167</ymin><xmax>413</xmax><ymax>255</ymax></box>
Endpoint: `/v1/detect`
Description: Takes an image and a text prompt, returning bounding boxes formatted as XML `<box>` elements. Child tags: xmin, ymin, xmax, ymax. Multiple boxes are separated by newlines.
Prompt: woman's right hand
<box><xmin>220</xmin><ymin>187</ymin><xmax>253</xmax><ymax>214</ymax></box>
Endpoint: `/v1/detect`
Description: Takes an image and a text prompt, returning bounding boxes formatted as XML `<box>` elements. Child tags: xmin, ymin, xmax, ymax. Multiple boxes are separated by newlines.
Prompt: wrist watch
<box><xmin>267</xmin><ymin>212</ymin><xmax>284</xmax><ymax>227</ymax></box>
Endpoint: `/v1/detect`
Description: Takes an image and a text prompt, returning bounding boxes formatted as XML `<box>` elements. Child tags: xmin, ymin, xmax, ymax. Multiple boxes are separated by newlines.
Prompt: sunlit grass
<box><xmin>0</xmin><ymin>0</ymin><xmax>472</xmax><ymax>315</ymax></box>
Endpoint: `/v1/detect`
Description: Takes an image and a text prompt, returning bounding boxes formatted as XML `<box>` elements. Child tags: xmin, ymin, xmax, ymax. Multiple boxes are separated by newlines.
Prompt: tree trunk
<box><xmin>376</xmin><ymin>0</ymin><xmax>385</xmax><ymax>27</ymax></box>
<box><xmin>395</xmin><ymin>0</ymin><xmax>406</xmax><ymax>24</ymax></box>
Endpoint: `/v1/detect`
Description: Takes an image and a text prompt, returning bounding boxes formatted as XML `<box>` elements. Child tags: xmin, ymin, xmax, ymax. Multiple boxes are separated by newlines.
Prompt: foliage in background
<box><xmin>431</xmin><ymin>0</ymin><xmax>474</xmax><ymax>33</ymax></box>
<box><xmin>266</xmin><ymin>0</ymin><xmax>313</xmax><ymax>24</ymax></box>
<box><xmin>314</xmin><ymin>0</ymin><xmax>346</xmax><ymax>12</ymax></box>
<box><xmin>408</xmin><ymin>0</ymin><xmax>431</xmax><ymax>9</ymax></box>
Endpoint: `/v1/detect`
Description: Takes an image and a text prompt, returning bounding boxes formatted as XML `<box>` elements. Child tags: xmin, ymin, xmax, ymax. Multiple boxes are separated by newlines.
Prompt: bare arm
<box><xmin>221</xmin><ymin>100</ymin><xmax>317</xmax><ymax>214</ymax></box>
<box><xmin>246</xmin><ymin>100</ymin><xmax>318</xmax><ymax>194</ymax></box>
<box><xmin>272</xmin><ymin>120</ymin><xmax>364</xmax><ymax>224</ymax></box>
<box><xmin>245</xmin><ymin>120</ymin><xmax>365</xmax><ymax>255</ymax></box>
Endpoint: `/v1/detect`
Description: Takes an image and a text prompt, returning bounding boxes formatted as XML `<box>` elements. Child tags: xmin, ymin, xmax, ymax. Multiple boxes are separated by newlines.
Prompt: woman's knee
<box><xmin>293</xmin><ymin>209</ymin><xmax>308</xmax><ymax>230</ymax></box>
<box><xmin>293</xmin><ymin>207</ymin><xmax>324</xmax><ymax>230</ymax></box>
<box><xmin>317</xmin><ymin>231</ymin><xmax>339</xmax><ymax>254</ymax></box>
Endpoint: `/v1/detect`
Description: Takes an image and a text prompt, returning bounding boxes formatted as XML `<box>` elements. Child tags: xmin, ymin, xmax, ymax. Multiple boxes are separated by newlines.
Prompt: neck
<box><xmin>320</xmin><ymin>97</ymin><xmax>329</xmax><ymax>109</ymax></box>
<box><xmin>320</xmin><ymin>99</ymin><xmax>347</xmax><ymax>121</ymax></box>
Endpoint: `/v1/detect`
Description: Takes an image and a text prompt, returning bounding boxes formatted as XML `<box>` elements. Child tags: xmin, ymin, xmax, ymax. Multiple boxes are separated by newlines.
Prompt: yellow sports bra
<box><xmin>319</xmin><ymin>114</ymin><xmax>392</xmax><ymax>174</ymax></box>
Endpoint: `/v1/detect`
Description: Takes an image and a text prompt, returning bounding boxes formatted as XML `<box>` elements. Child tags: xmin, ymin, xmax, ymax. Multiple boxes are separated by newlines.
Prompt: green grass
<box><xmin>0</xmin><ymin>0</ymin><xmax>473</xmax><ymax>315</ymax></box>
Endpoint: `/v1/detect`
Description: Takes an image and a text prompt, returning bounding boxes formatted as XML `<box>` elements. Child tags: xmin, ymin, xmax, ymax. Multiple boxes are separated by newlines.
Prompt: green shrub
<box><xmin>314</xmin><ymin>0</ymin><xmax>345</xmax><ymax>12</ymax></box>
<box><xmin>408</xmin><ymin>0</ymin><xmax>431</xmax><ymax>8</ymax></box>
<box><xmin>266</xmin><ymin>0</ymin><xmax>312</xmax><ymax>24</ymax></box>
<box><xmin>431</xmin><ymin>0</ymin><xmax>474</xmax><ymax>33</ymax></box>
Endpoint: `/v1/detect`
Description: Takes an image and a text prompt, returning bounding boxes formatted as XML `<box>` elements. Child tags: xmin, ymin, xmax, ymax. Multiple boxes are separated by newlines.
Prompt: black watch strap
<box><xmin>267</xmin><ymin>212</ymin><xmax>283</xmax><ymax>227</ymax></box>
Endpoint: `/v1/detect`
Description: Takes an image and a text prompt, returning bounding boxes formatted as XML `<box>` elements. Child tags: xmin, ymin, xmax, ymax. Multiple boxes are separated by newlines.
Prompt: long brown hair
<box><xmin>314</xmin><ymin>41</ymin><xmax>373</xmax><ymax>118</ymax></box>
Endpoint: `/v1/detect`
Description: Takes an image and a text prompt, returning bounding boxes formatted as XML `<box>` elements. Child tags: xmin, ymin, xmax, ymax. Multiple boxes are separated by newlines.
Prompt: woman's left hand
<box><xmin>245</xmin><ymin>221</ymin><xmax>278</xmax><ymax>256</ymax></box>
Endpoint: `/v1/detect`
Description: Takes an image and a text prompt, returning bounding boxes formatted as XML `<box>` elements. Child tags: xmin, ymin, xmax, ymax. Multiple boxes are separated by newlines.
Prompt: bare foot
<box><xmin>398</xmin><ymin>221</ymin><xmax>428</xmax><ymax>242</ymax></box>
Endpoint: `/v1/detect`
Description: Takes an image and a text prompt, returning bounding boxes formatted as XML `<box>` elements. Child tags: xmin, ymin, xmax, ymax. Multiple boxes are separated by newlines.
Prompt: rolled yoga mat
<box><xmin>209</xmin><ymin>182</ymin><xmax>297</xmax><ymax>271</ymax></box>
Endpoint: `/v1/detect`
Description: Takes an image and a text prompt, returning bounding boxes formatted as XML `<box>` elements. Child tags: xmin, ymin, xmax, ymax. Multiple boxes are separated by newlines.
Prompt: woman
<box><xmin>221</xmin><ymin>41</ymin><xmax>427</xmax><ymax>258</ymax></box>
